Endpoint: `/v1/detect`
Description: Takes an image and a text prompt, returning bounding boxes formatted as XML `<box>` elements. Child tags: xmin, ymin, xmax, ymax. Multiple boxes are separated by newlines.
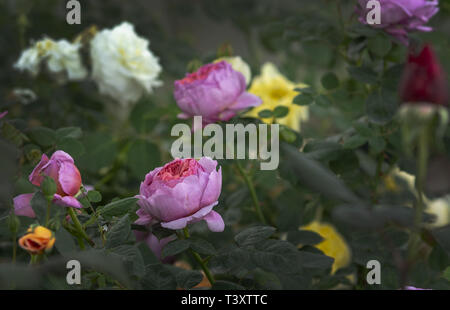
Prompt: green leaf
<box><xmin>161</xmin><ymin>239</ymin><xmax>191</xmax><ymax>258</ymax></box>
<box><xmin>252</xmin><ymin>239</ymin><xmax>301</xmax><ymax>273</ymax></box>
<box><xmin>87</xmin><ymin>190</ymin><xmax>102</xmax><ymax>203</ymax></box>
<box><xmin>366</xmin><ymin>87</ymin><xmax>398</xmax><ymax>125</ymax></box>
<box><xmin>369</xmin><ymin>136</ymin><xmax>386</xmax><ymax>153</ymax></box>
<box><xmin>105</xmin><ymin>214</ymin><xmax>132</xmax><ymax>249</ymax></box>
<box><xmin>281</xmin><ymin>143</ymin><xmax>361</xmax><ymax>204</ymax></box>
<box><xmin>141</xmin><ymin>265</ymin><xmax>177</xmax><ymax>290</ymax></box>
<box><xmin>137</xmin><ymin>242</ymin><xmax>160</xmax><ymax>266</ymax></box>
<box><xmin>343</xmin><ymin>134</ymin><xmax>368</xmax><ymax>149</ymax></box>
<box><xmin>348</xmin><ymin>66</ymin><xmax>378</xmax><ymax>84</ymax></box>
<box><xmin>190</xmin><ymin>238</ymin><xmax>216</xmax><ymax>256</ymax></box>
<box><xmin>293</xmin><ymin>94</ymin><xmax>314</xmax><ymax>106</ymax></box>
<box><xmin>78</xmin><ymin>132</ymin><xmax>117</xmax><ymax>173</ymax></box>
<box><xmin>368</xmin><ymin>34</ymin><xmax>392</xmax><ymax>58</ymax></box>
<box><xmin>321</xmin><ymin>72</ymin><xmax>339</xmax><ymax>90</ymax></box>
<box><xmin>173</xmin><ymin>268</ymin><xmax>203</xmax><ymax>289</ymax></box>
<box><xmin>210</xmin><ymin>246</ymin><xmax>250</xmax><ymax>274</ymax></box>
<box><xmin>110</xmin><ymin>244</ymin><xmax>145</xmax><ymax>277</ymax></box>
<box><xmin>273</xmin><ymin>106</ymin><xmax>289</xmax><ymax>118</ymax></box>
<box><xmin>30</xmin><ymin>191</ymin><xmax>48</xmax><ymax>223</ymax></box>
<box><xmin>288</xmin><ymin>230</ymin><xmax>324</xmax><ymax>246</ymax></box>
<box><xmin>56</xmin><ymin>138</ymin><xmax>85</xmax><ymax>159</ymax></box>
<box><xmin>258</xmin><ymin>109</ymin><xmax>273</xmax><ymax>118</ymax></box>
<box><xmin>130</xmin><ymin>100</ymin><xmax>159</xmax><ymax>134</ymax></box>
<box><xmin>28</xmin><ymin>127</ymin><xmax>56</xmax><ymax>148</ymax></box>
<box><xmin>235</xmin><ymin>226</ymin><xmax>276</xmax><ymax>247</ymax></box>
<box><xmin>99</xmin><ymin>197</ymin><xmax>138</xmax><ymax>219</ymax></box>
<box><xmin>315</xmin><ymin>95</ymin><xmax>332</xmax><ymax>107</ymax></box>
<box><xmin>56</xmin><ymin>127</ymin><xmax>82</xmax><ymax>140</ymax></box>
<box><xmin>54</xmin><ymin>227</ymin><xmax>77</xmax><ymax>255</ymax></box>
<box><xmin>298</xmin><ymin>250</ymin><xmax>334</xmax><ymax>270</ymax></box>
<box><xmin>127</xmin><ymin>139</ymin><xmax>160</xmax><ymax>180</ymax></box>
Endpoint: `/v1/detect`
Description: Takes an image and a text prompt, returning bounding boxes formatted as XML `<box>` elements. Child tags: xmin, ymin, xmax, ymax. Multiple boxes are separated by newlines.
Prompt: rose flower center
<box><xmin>178</xmin><ymin>63</ymin><xmax>221</xmax><ymax>84</ymax></box>
<box><xmin>157</xmin><ymin>159</ymin><xmax>200</xmax><ymax>181</ymax></box>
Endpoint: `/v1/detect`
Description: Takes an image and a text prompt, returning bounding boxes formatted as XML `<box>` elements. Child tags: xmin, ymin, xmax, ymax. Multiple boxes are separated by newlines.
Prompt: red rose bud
<box><xmin>399</xmin><ymin>44</ymin><xmax>448</xmax><ymax>106</ymax></box>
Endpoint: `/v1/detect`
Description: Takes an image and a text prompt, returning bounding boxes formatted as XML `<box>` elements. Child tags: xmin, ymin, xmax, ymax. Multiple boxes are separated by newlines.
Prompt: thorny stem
<box><xmin>68</xmin><ymin>207</ymin><xmax>95</xmax><ymax>248</ymax></box>
<box><xmin>182</xmin><ymin>227</ymin><xmax>215</xmax><ymax>286</ymax></box>
<box><xmin>235</xmin><ymin>161</ymin><xmax>267</xmax><ymax>224</ymax></box>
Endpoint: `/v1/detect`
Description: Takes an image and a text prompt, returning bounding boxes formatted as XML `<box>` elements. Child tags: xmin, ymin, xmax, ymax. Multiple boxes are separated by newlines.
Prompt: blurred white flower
<box><xmin>14</xmin><ymin>38</ymin><xmax>87</xmax><ymax>80</ymax></box>
<box><xmin>215</xmin><ymin>56</ymin><xmax>251</xmax><ymax>86</ymax></box>
<box><xmin>426</xmin><ymin>197</ymin><xmax>450</xmax><ymax>228</ymax></box>
<box><xmin>390</xmin><ymin>168</ymin><xmax>450</xmax><ymax>228</ymax></box>
<box><xmin>90</xmin><ymin>22</ymin><xmax>162</xmax><ymax>106</ymax></box>
<box><xmin>12</xmin><ymin>88</ymin><xmax>37</xmax><ymax>105</ymax></box>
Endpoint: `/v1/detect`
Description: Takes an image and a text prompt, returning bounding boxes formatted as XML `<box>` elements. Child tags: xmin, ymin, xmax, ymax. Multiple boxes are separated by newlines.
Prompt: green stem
<box><xmin>235</xmin><ymin>161</ymin><xmax>267</xmax><ymax>224</ymax></box>
<box><xmin>407</xmin><ymin>128</ymin><xmax>429</xmax><ymax>261</ymax></box>
<box><xmin>45</xmin><ymin>199</ymin><xmax>51</xmax><ymax>227</ymax></box>
<box><xmin>29</xmin><ymin>254</ymin><xmax>38</xmax><ymax>265</ymax></box>
<box><xmin>68</xmin><ymin>208</ymin><xmax>95</xmax><ymax>248</ymax></box>
<box><xmin>183</xmin><ymin>227</ymin><xmax>215</xmax><ymax>286</ymax></box>
<box><xmin>12</xmin><ymin>234</ymin><xmax>17</xmax><ymax>264</ymax></box>
<box><xmin>81</xmin><ymin>186</ymin><xmax>106</xmax><ymax>246</ymax></box>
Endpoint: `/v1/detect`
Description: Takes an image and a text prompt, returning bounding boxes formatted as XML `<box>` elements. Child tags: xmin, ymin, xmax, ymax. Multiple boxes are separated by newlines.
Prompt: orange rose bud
<box><xmin>18</xmin><ymin>225</ymin><xmax>55</xmax><ymax>254</ymax></box>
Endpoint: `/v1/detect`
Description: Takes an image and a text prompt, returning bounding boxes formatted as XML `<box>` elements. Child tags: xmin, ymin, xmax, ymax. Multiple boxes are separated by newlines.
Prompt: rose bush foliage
<box><xmin>0</xmin><ymin>0</ymin><xmax>450</xmax><ymax>290</ymax></box>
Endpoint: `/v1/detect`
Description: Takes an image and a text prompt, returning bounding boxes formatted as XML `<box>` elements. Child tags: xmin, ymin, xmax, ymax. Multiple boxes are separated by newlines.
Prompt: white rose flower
<box><xmin>46</xmin><ymin>40</ymin><xmax>87</xmax><ymax>80</ymax></box>
<box><xmin>14</xmin><ymin>47</ymin><xmax>41</xmax><ymax>76</ymax></box>
<box><xmin>90</xmin><ymin>22</ymin><xmax>162</xmax><ymax>106</ymax></box>
<box><xmin>215</xmin><ymin>56</ymin><xmax>251</xmax><ymax>85</ymax></box>
<box><xmin>14</xmin><ymin>38</ymin><xmax>87</xmax><ymax>80</ymax></box>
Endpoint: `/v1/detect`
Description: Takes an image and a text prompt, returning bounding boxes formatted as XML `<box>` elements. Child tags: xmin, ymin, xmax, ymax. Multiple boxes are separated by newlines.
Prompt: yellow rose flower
<box><xmin>19</xmin><ymin>225</ymin><xmax>55</xmax><ymax>254</ymax></box>
<box><xmin>301</xmin><ymin>221</ymin><xmax>351</xmax><ymax>274</ymax></box>
<box><xmin>246</xmin><ymin>62</ymin><xmax>309</xmax><ymax>132</ymax></box>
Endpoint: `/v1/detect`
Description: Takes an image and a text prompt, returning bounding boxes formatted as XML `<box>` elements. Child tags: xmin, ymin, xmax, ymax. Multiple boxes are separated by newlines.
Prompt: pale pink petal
<box><xmin>53</xmin><ymin>194</ymin><xmax>83</xmax><ymax>208</ymax></box>
<box><xmin>28</xmin><ymin>154</ymin><xmax>49</xmax><ymax>186</ymax></box>
<box><xmin>13</xmin><ymin>193</ymin><xmax>36</xmax><ymax>218</ymax></box>
<box><xmin>203</xmin><ymin>210</ymin><xmax>225</xmax><ymax>232</ymax></box>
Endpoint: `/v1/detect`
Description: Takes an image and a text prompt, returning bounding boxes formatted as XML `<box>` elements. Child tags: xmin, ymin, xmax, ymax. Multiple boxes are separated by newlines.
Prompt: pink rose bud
<box><xmin>29</xmin><ymin>150</ymin><xmax>83</xmax><ymax>208</ymax></box>
<box><xmin>0</xmin><ymin>111</ymin><xmax>8</xmax><ymax>119</ymax></box>
<box><xmin>135</xmin><ymin>157</ymin><xmax>224</xmax><ymax>232</ymax></box>
<box><xmin>13</xmin><ymin>193</ymin><xmax>36</xmax><ymax>218</ymax></box>
<box><xmin>399</xmin><ymin>44</ymin><xmax>448</xmax><ymax>106</ymax></box>
<box><xmin>174</xmin><ymin>61</ymin><xmax>262</xmax><ymax>127</ymax></box>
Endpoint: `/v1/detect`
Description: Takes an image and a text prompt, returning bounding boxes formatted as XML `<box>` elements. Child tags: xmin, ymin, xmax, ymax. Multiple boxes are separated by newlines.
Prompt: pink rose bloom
<box><xmin>356</xmin><ymin>0</ymin><xmax>439</xmax><ymax>45</ymax></box>
<box><xmin>29</xmin><ymin>150</ymin><xmax>83</xmax><ymax>208</ymax></box>
<box><xmin>13</xmin><ymin>193</ymin><xmax>36</xmax><ymax>218</ymax></box>
<box><xmin>135</xmin><ymin>157</ymin><xmax>224</xmax><ymax>232</ymax></box>
<box><xmin>174</xmin><ymin>61</ymin><xmax>262</xmax><ymax>127</ymax></box>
